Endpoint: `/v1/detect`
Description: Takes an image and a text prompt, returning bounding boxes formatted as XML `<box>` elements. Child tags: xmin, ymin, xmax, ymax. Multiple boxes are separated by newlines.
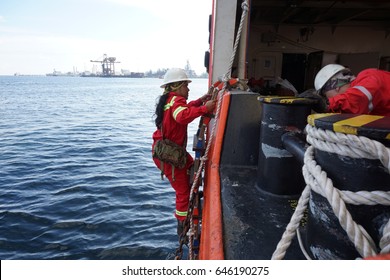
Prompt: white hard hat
<box><xmin>314</xmin><ymin>64</ymin><xmax>346</xmax><ymax>91</ymax></box>
<box><xmin>160</xmin><ymin>68</ymin><xmax>192</xmax><ymax>88</ymax></box>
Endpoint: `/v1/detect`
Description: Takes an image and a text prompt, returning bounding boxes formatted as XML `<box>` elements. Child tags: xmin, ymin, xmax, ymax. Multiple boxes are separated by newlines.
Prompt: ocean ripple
<box><xmin>0</xmin><ymin>76</ymin><xmax>207</xmax><ymax>259</ymax></box>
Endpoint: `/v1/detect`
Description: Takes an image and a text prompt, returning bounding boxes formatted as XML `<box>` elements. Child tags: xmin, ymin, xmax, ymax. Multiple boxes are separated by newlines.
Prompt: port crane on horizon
<box><xmin>90</xmin><ymin>54</ymin><xmax>120</xmax><ymax>76</ymax></box>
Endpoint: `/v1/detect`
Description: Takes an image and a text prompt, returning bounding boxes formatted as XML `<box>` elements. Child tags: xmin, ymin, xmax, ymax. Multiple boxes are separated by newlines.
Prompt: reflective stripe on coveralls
<box><xmin>353</xmin><ymin>86</ymin><xmax>374</xmax><ymax>112</ymax></box>
<box><xmin>164</xmin><ymin>96</ymin><xmax>176</xmax><ymax>111</ymax></box>
<box><xmin>164</xmin><ymin>95</ymin><xmax>189</xmax><ymax>121</ymax></box>
<box><xmin>173</xmin><ymin>107</ymin><xmax>187</xmax><ymax>120</ymax></box>
<box><xmin>176</xmin><ymin>209</ymin><xmax>188</xmax><ymax>217</ymax></box>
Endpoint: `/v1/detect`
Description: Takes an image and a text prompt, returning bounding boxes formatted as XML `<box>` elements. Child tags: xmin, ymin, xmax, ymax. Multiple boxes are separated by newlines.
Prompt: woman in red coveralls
<box><xmin>313</xmin><ymin>64</ymin><xmax>390</xmax><ymax>116</ymax></box>
<box><xmin>152</xmin><ymin>68</ymin><xmax>216</xmax><ymax>237</ymax></box>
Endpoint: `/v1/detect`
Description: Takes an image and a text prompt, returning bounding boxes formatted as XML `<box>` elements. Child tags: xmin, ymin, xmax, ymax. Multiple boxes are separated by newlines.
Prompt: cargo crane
<box><xmin>90</xmin><ymin>54</ymin><xmax>120</xmax><ymax>76</ymax></box>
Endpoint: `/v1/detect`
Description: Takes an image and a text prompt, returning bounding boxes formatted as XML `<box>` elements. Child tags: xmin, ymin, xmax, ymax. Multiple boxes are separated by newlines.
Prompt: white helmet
<box><xmin>160</xmin><ymin>68</ymin><xmax>192</xmax><ymax>88</ymax></box>
<box><xmin>314</xmin><ymin>64</ymin><xmax>346</xmax><ymax>91</ymax></box>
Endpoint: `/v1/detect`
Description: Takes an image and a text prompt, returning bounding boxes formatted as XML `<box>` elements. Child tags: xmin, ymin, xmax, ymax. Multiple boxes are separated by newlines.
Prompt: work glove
<box><xmin>298</xmin><ymin>89</ymin><xmax>328</xmax><ymax>113</ymax></box>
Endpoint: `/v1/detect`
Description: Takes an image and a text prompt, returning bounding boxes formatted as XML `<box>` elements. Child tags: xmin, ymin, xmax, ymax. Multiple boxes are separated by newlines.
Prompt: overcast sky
<box><xmin>0</xmin><ymin>0</ymin><xmax>211</xmax><ymax>75</ymax></box>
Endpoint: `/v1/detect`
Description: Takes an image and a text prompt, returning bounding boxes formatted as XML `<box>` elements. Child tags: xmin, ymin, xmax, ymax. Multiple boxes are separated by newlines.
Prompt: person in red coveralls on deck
<box><xmin>300</xmin><ymin>64</ymin><xmax>390</xmax><ymax>116</ymax></box>
<box><xmin>152</xmin><ymin>68</ymin><xmax>216</xmax><ymax>237</ymax></box>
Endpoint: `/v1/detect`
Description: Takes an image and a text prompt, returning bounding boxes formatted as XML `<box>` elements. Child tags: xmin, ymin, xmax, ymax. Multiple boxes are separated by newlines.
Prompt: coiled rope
<box><xmin>272</xmin><ymin>124</ymin><xmax>390</xmax><ymax>260</ymax></box>
<box><xmin>187</xmin><ymin>0</ymin><xmax>250</xmax><ymax>259</ymax></box>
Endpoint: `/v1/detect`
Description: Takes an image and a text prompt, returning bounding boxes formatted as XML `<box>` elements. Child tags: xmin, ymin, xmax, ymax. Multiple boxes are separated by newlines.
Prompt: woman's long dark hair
<box><xmin>154</xmin><ymin>94</ymin><xmax>169</xmax><ymax>129</ymax></box>
<box><xmin>154</xmin><ymin>81</ymin><xmax>184</xmax><ymax>129</ymax></box>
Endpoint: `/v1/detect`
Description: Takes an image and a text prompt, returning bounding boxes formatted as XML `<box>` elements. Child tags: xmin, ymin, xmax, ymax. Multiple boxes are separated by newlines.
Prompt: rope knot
<box><xmin>222</xmin><ymin>74</ymin><xmax>231</xmax><ymax>83</ymax></box>
<box><xmin>187</xmin><ymin>228</ymin><xmax>194</xmax><ymax>237</ymax></box>
<box><xmin>241</xmin><ymin>0</ymin><xmax>249</xmax><ymax>11</ymax></box>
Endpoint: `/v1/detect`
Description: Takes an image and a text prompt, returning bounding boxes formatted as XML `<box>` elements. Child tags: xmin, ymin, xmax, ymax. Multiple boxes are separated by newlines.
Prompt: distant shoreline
<box><xmin>1</xmin><ymin>75</ymin><xmax>208</xmax><ymax>79</ymax></box>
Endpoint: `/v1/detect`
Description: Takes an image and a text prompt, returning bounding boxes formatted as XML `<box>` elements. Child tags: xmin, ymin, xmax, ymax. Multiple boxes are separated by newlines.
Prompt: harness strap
<box><xmin>160</xmin><ymin>161</ymin><xmax>164</xmax><ymax>180</ymax></box>
<box><xmin>172</xmin><ymin>165</ymin><xmax>175</xmax><ymax>181</ymax></box>
<box><xmin>159</xmin><ymin>161</ymin><xmax>176</xmax><ymax>181</ymax></box>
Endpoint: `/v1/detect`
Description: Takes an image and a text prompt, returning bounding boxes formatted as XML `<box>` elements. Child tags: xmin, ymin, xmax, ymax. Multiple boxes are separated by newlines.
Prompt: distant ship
<box><xmin>80</xmin><ymin>72</ymin><xmax>144</xmax><ymax>78</ymax></box>
<box><xmin>46</xmin><ymin>69</ymin><xmax>78</xmax><ymax>77</ymax></box>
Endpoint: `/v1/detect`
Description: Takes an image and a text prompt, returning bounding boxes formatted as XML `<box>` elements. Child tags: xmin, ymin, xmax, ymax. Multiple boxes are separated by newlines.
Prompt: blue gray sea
<box><xmin>0</xmin><ymin>76</ymin><xmax>207</xmax><ymax>259</ymax></box>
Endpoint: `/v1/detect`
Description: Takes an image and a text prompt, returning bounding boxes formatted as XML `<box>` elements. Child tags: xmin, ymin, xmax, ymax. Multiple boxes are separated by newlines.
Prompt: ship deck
<box><xmin>220</xmin><ymin>166</ymin><xmax>306</xmax><ymax>259</ymax></box>
<box><xmin>217</xmin><ymin>91</ymin><xmax>306</xmax><ymax>259</ymax></box>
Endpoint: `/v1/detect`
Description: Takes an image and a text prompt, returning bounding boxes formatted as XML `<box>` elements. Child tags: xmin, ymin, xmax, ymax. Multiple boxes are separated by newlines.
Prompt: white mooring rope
<box><xmin>272</xmin><ymin>124</ymin><xmax>390</xmax><ymax>260</ymax></box>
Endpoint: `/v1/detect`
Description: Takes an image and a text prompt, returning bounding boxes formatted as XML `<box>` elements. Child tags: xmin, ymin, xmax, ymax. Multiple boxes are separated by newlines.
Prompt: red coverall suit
<box><xmin>328</xmin><ymin>69</ymin><xmax>390</xmax><ymax>117</ymax></box>
<box><xmin>152</xmin><ymin>92</ymin><xmax>209</xmax><ymax>221</ymax></box>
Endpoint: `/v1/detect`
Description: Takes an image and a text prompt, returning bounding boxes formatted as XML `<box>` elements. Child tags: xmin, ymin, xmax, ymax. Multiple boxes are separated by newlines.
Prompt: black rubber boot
<box><xmin>177</xmin><ymin>219</ymin><xmax>184</xmax><ymax>237</ymax></box>
<box><xmin>177</xmin><ymin>219</ymin><xmax>189</xmax><ymax>245</ymax></box>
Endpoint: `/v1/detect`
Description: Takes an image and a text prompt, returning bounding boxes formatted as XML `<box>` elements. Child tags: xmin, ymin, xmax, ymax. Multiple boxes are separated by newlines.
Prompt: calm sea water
<box><xmin>0</xmin><ymin>76</ymin><xmax>208</xmax><ymax>260</ymax></box>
